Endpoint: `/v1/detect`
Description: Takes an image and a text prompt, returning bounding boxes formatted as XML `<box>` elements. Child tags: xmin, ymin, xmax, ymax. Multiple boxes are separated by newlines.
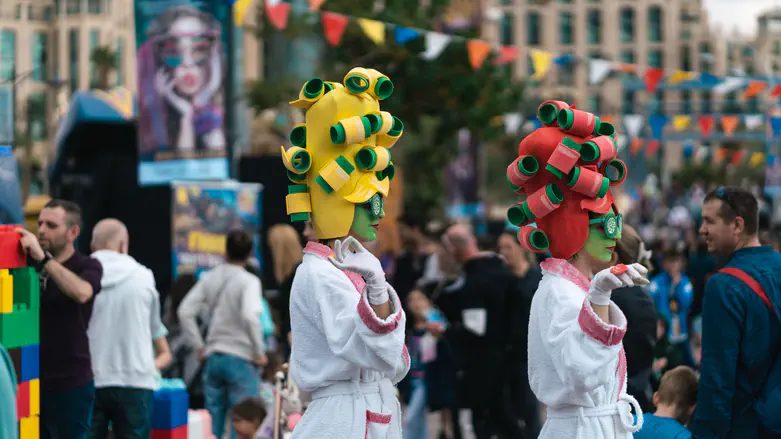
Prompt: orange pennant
<box><xmin>720</xmin><ymin>115</ymin><xmax>740</xmax><ymax>137</ymax></box>
<box><xmin>616</xmin><ymin>63</ymin><xmax>638</xmax><ymax>74</ymax></box>
<box><xmin>467</xmin><ymin>40</ymin><xmax>491</xmax><ymax>70</ymax></box>
<box><xmin>744</xmin><ymin>81</ymin><xmax>768</xmax><ymax>99</ymax></box>
<box><xmin>493</xmin><ymin>46</ymin><xmax>520</xmax><ymax>65</ymax></box>
<box><xmin>309</xmin><ymin>0</ymin><xmax>326</xmax><ymax>10</ymax></box>
<box><xmin>714</xmin><ymin>147</ymin><xmax>727</xmax><ymax>162</ymax></box>
<box><xmin>644</xmin><ymin>68</ymin><xmax>665</xmax><ymax>93</ymax></box>
<box><xmin>645</xmin><ymin>139</ymin><xmax>660</xmax><ymax>158</ymax></box>
<box><xmin>771</xmin><ymin>84</ymin><xmax>781</xmax><ymax>98</ymax></box>
<box><xmin>629</xmin><ymin>138</ymin><xmax>644</xmax><ymax>156</ymax></box>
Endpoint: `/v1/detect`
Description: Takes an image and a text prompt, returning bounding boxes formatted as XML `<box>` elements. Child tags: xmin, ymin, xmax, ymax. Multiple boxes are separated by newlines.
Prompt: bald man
<box><xmin>442</xmin><ymin>224</ymin><xmax>526</xmax><ymax>439</ymax></box>
<box><xmin>87</xmin><ymin>219</ymin><xmax>172</xmax><ymax>439</ymax></box>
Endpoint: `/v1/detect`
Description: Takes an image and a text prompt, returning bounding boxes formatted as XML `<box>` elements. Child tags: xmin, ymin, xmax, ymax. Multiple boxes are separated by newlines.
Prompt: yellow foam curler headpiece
<box><xmin>281</xmin><ymin>68</ymin><xmax>402</xmax><ymax>240</ymax></box>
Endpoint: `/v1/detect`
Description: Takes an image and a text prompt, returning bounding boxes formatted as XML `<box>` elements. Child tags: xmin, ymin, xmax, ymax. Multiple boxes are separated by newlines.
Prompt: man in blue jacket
<box><xmin>690</xmin><ymin>186</ymin><xmax>781</xmax><ymax>439</ymax></box>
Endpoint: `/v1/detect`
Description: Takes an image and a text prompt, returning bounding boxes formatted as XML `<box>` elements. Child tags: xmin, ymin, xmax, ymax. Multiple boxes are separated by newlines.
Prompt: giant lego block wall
<box><xmin>152</xmin><ymin>386</ymin><xmax>190</xmax><ymax>438</ymax></box>
<box><xmin>187</xmin><ymin>409</ymin><xmax>217</xmax><ymax>439</ymax></box>
<box><xmin>0</xmin><ymin>225</ymin><xmax>40</xmax><ymax>438</ymax></box>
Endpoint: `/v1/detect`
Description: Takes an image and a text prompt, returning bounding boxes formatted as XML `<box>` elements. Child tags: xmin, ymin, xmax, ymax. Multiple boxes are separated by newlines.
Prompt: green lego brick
<box><xmin>10</xmin><ymin>267</ymin><xmax>39</xmax><ymax>310</ymax></box>
<box><xmin>0</xmin><ymin>307</ymin><xmax>39</xmax><ymax>349</ymax></box>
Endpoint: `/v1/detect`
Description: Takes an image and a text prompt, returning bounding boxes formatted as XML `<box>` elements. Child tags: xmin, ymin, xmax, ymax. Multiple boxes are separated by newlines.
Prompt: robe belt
<box><xmin>310</xmin><ymin>378</ymin><xmax>395</xmax><ymax>403</ymax></box>
<box><xmin>546</xmin><ymin>394</ymin><xmax>644</xmax><ymax>436</ymax></box>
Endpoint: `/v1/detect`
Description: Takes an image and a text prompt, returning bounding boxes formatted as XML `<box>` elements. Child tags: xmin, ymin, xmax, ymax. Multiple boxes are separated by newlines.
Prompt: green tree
<box><xmin>248</xmin><ymin>0</ymin><xmax>528</xmax><ymax>215</ymax></box>
<box><xmin>90</xmin><ymin>46</ymin><xmax>117</xmax><ymax>90</ymax></box>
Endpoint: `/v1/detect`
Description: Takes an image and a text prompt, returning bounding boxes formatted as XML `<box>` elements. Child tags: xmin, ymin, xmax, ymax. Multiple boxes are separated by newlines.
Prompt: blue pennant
<box><xmin>771</xmin><ymin>117</ymin><xmax>781</xmax><ymax>136</ymax></box>
<box><xmin>649</xmin><ymin>114</ymin><xmax>668</xmax><ymax>139</ymax></box>
<box><xmin>394</xmin><ymin>26</ymin><xmax>421</xmax><ymax>44</ymax></box>
<box><xmin>554</xmin><ymin>55</ymin><xmax>577</xmax><ymax>65</ymax></box>
<box><xmin>683</xmin><ymin>143</ymin><xmax>695</xmax><ymax>159</ymax></box>
<box><xmin>699</xmin><ymin>73</ymin><xmax>720</xmax><ymax>86</ymax></box>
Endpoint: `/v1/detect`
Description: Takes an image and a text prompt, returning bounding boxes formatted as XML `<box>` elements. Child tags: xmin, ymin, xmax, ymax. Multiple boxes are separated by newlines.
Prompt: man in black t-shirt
<box><xmin>17</xmin><ymin>199</ymin><xmax>102</xmax><ymax>439</ymax></box>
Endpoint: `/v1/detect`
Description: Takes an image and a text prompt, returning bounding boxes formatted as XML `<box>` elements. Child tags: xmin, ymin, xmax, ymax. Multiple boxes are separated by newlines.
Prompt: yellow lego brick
<box><xmin>0</xmin><ymin>269</ymin><xmax>12</xmax><ymax>314</ymax></box>
<box><xmin>29</xmin><ymin>379</ymin><xmax>39</xmax><ymax>416</ymax></box>
<box><xmin>19</xmin><ymin>415</ymin><xmax>39</xmax><ymax>439</ymax></box>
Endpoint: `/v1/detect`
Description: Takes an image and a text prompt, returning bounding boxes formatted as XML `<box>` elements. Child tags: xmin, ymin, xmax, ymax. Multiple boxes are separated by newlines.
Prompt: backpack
<box><xmin>718</xmin><ymin>267</ymin><xmax>781</xmax><ymax>433</ymax></box>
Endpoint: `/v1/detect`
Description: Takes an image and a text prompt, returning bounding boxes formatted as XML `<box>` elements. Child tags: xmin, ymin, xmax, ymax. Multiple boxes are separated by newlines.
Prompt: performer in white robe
<box><xmin>279</xmin><ymin>68</ymin><xmax>410</xmax><ymax>439</ymax></box>
<box><xmin>504</xmin><ymin>100</ymin><xmax>648</xmax><ymax>439</ymax></box>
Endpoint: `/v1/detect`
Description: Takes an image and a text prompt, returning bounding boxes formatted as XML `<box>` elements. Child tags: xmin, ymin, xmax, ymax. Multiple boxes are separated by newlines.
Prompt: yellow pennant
<box><xmin>233</xmin><ymin>0</ymin><xmax>254</xmax><ymax>26</ymax></box>
<box><xmin>750</xmin><ymin>152</ymin><xmax>765</xmax><ymax>167</ymax></box>
<box><xmin>93</xmin><ymin>87</ymin><xmax>133</xmax><ymax>119</ymax></box>
<box><xmin>358</xmin><ymin>19</ymin><xmax>385</xmax><ymax>45</ymax></box>
<box><xmin>668</xmin><ymin>71</ymin><xmax>697</xmax><ymax>85</ymax></box>
<box><xmin>672</xmin><ymin>115</ymin><xmax>691</xmax><ymax>131</ymax></box>
<box><xmin>531</xmin><ymin>49</ymin><xmax>552</xmax><ymax>81</ymax></box>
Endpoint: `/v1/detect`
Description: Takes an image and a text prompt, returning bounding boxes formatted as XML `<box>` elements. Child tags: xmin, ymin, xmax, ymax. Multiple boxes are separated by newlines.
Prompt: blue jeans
<box><xmin>203</xmin><ymin>353</ymin><xmax>260</xmax><ymax>439</ymax></box>
<box><xmin>404</xmin><ymin>378</ymin><xmax>428</xmax><ymax>439</ymax></box>
<box><xmin>88</xmin><ymin>387</ymin><xmax>154</xmax><ymax>439</ymax></box>
<box><xmin>41</xmin><ymin>381</ymin><xmax>95</xmax><ymax>439</ymax></box>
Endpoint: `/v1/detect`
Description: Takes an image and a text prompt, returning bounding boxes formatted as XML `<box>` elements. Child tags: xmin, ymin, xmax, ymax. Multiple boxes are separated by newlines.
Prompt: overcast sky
<box><xmin>703</xmin><ymin>0</ymin><xmax>778</xmax><ymax>35</ymax></box>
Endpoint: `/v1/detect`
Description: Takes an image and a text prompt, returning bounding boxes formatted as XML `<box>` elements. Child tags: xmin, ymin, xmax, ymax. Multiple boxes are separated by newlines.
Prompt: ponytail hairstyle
<box><xmin>614</xmin><ymin>224</ymin><xmax>653</xmax><ymax>272</ymax></box>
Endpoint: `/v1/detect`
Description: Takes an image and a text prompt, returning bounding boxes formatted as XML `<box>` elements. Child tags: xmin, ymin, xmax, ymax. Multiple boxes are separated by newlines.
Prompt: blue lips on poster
<box><xmin>135</xmin><ymin>0</ymin><xmax>230</xmax><ymax>186</ymax></box>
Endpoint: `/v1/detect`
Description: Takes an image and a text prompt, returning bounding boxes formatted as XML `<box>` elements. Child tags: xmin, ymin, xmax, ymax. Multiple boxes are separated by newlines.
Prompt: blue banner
<box><xmin>135</xmin><ymin>0</ymin><xmax>230</xmax><ymax>186</ymax></box>
<box><xmin>171</xmin><ymin>181</ymin><xmax>263</xmax><ymax>279</ymax></box>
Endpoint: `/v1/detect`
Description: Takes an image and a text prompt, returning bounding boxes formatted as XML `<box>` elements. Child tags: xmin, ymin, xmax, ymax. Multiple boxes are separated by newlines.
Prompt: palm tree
<box><xmin>90</xmin><ymin>46</ymin><xmax>117</xmax><ymax>90</ymax></box>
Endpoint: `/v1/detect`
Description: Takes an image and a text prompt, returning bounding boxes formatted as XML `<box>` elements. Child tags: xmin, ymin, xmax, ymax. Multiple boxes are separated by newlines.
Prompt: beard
<box><xmin>40</xmin><ymin>236</ymin><xmax>67</xmax><ymax>258</ymax></box>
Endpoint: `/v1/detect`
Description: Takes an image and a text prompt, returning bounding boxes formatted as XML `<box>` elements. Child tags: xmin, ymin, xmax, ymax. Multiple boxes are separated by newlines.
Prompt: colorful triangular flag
<box><xmin>623</xmin><ymin>114</ymin><xmax>644</xmax><ymax>138</ymax></box>
<box><xmin>672</xmin><ymin>115</ymin><xmax>690</xmax><ymax>131</ymax></box>
<box><xmin>745</xmin><ymin>114</ymin><xmax>764</xmax><ymax>130</ymax></box>
<box><xmin>713</xmin><ymin>77</ymin><xmax>746</xmax><ymax>95</ymax></box>
<box><xmin>629</xmin><ymin>138</ymin><xmax>644</xmax><ymax>156</ymax></box>
<box><xmin>645</xmin><ymin>140</ymin><xmax>660</xmax><ymax>158</ymax></box>
<box><xmin>234</xmin><ymin>0</ymin><xmax>255</xmax><ymax>26</ymax></box>
<box><xmin>744</xmin><ymin>80</ymin><xmax>768</xmax><ymax>99</ymax></box>
<box><xmin>770</xmin><ymin>84</ymin><xmax>781</xmax><ymax>98</ymax></box>
<box><xmin>494</xmin><ymin>46</ymin><xmax>520</xmax><ymax>65</ymax></box>
<box><xmin>321</xmin><ymin>12</ymin><xmax>349</xmax><ymax>47</ymax></box>
<box><xmin>467</xmin><ymin>40</ymin><xmax>491</xmax><ymax>70</ymax></box>
<box><xmin>698</xmin><ymin>115</ymin><xmax>714</xmax><ymax>137</ymax></box>
<box><xmin>309</xmin><ymin>0</ymin><xmax>326</xmax><ymax>10</ymax></box>
<box><xmin>503</xmin><ymin>113</ymin><xmax>523</xmax><ymax>134</ymax></box>
<box><xmin>589</xmin><ymin>59</ymin><xmax>613</xmax><ymax>85</ymax></box>
<box><xmin>644</xmin><ymin>68</ymin><xmax>665</xmax><ymax>93</ymax></box>
<box><xmin>649</xmin><ymin>115</ymin><xmax>668</xmax><ymax>139</ymax></box>
<box><xmin>720</xmin><ymin>115</ymin><xmax>740</xmax><ymax>137</ymax></box>
<box><xmin>358</xmin><ymin>19</ymin><xmax>385</xmax><ymax>45</ymax></box>
<box><xmin>530</xmin><ymin>49</ymin><xmax>552</xmax><ymax>81</ymax></box>
<box><xmin>668</xmin><ymin>71</ymin><xmax>697</xmax><ymax>85</ymax></box>
<box><xmin>750</xmin><ymin>152</ymin><xmax>765</xmax><ymax>167</ymax></box>
<box><xmin>394</xmin><ymin>26</ymin><xmax>421</xmax><ymax>44</ymax></box>
<box><xmin>421</xmin><ymin>32</ymin><xmax>451</xmax><ymax>60</ymax></box>
<box><xmin>266</xmin><ymin>1</ymin><xmax>291</xmax><ymax>30</ymax></box>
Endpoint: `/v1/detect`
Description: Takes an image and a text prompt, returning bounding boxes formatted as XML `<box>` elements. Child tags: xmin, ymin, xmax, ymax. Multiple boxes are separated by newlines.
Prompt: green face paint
<box><xmin>584</xmin><ymin>212</ymin><xmax>620</xmax><ymax>262</ymax></box>
<box><xmin>349</xmin><ymin>194</ymin><xmax>385</xmax><ymax>241</ymax></box>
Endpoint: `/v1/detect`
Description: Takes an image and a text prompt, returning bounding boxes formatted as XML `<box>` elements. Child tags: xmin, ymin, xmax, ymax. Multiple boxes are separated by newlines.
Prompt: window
<box><xmin>682</xmin><ymin>90</ymin><xmax>692</xmax><ymax>114</ymax></box>
<box><xmin>88</xmin><ymin>0</ymin><xmax>102</xmax><ymax>14</ymax></box>
<box><xmin>43</xmin><ymin>5</ymin><xmax>53</xmax><ymax>20</ymax></box>
<box><xmin>66</xmin><ymin>0</ymin><xmax>79</xmax><ymax>14</ymax></box>
<box><xmin>745</xmin><ymin>64</ymin><xmax>755</xmax><ymax>76</ymax></box>
<box><xmin>527</xmin><ymin>12</ymin><xmax>541</xmax><ymax>46</ymax></box>
<box><xmin>587</xmin><ymin>10</ymin><xmax>601</xmax><ymax>45</ymax></box>
<box><xmin>649</xmin><ymin>6</ymin><xmax>663</xmax><ymax>42</ymax></box>
<box><xmin>69</xmin><ymin>29</ymin><xmax>79</xmax><ymax>93</ymax></box>
<box><xmin>622</xmin><ymin>90</ymin><xmax>635</xmax><ymax>114</ymax></box>
<box><xmin>741</xmin><ymin>46</ymin><xmax>752</xmax><ymax>57</ymax></box>
<box><xmin>774</xmin><ymin>40</ymin><xmax>781</xmax><ymax>55</ymax></box>
<box><xmin>680</xmin><ymin>46</ymin><xmax>692</xmax><ymax>71</ymax></box>
<box><xmin>52</xmin><ymin>30</ymin><xmax>59</xmax><ymax>80</ymax></box>
<box><xmin>588</xmin><ymin>92</ymin><xmax>601</xmax><ymax>113</ymax></box>
<box><xmin>500</xmin><ymin>13</ymin><xmax>514</xmax><ymax>46</ymax></box>
<box><xmin>558</xmin><ymin>52</ymin><xmax>574</xmax><ymax>86</ymax></box>
<box><xmin>620</xmin><ymin>8</ymin><xmax>634</xmax><ymax>43</ymax></box>
<box><xmin>89</xmin><ymin>30</ymin><xmax>99</xmax><ymax>86</ymax></box>
<box><xmin>558</xmin><ymin>0</ymin><xmax>573</xmax><ymax>3</ymax></box>
<box><xmin>648</xmin><ymin>50</ymin><xmax>663</xmax><ymax>68</ymax></box>
<box><xmin>54</xmin><ymin>0</ymin><xmax>60</xmax><ymax>14</ymax></box>
<box><xmin>27</xmin><ymin>93</ymin><xmax>47</xmax><ymax>141</ymax></box>
<box><xmin>15</xmin><ymin>4</ymin><xmax>21</xmax><ymax>20</ymax></box>
<box><xmin>27</xmin><ymin>5</ymin><xmax>32</xmax><ymax>20</ymax></box>
<box><xmin>701</xmin><ymin>91</ymin><xmax>712</xmax><ymax>113</ymax></box>
<box><xmin>0</xmin><ymin>31</ymin><xmax>16</xmax><ymax>81</ymax></box>
<box><xmin>115</xmin><ymin>38</ymin><xmax>123</xmax><ymax>86</ymax></box>
<box><xmin>681</xmin><ymin>29</ymin><xmax>691</xmax><ymax>40</ymax></box>
<box><xmin>560</xmin><ymin>12</ymin><xmax>573</xmax><ymax>45</ymax></box>
<box><xmin>32</xmin><ymin>32</ymin><xmax>47</xmax><ymax>81</ymax></box>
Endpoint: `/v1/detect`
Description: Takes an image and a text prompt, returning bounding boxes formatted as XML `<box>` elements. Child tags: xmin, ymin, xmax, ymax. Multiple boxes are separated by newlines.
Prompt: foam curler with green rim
<box><xmin>557</xmin><ymin>108</ymin><xmax>601</xmax><ymax>138</ymax></box>
<box><xmin>344</xmin><ymin>68</ymin><xmax>371</xmax><ymax>94</ymax></box>
<box><xmin>330</xmin><ymin>116</ymin><xmax>372</xmax><ymax>145</ymax></box>
<box><xmin>517</xmin><ymin>225</ymin><xmax>550</xmax><ymax>253</ymax></box>
<box><xmin>600</xmin><ymin>159</ymin><xmax>627</xmax><ymax>186</ymax></box>
<box><xmin>545</xmin><ymin>137</ymin><xmax>582</xmax><ymax>179</ymax></box>
<box><xmin>566</xmin><ymin>166</ymin><xmax>610</xmax><ymax>198</ymax></box>
<box><xmin>537</xmin><ymin>100</ymin><xmax>570</xmax><ymax>127</ymax></box>
<box><xmin>289</xmin><ymin>124</ymin><xmax>307</xmax><ymax>147</ymax></box>
<box><xmin>507</xmin><ymin>155</ymin><xmax>539</xmax><ymax>187</ymax></box>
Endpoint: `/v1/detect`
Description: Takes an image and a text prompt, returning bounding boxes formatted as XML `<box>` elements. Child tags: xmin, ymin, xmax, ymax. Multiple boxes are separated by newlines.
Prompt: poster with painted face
<box><xmin>135</xmin><ymin>0</ymin><xmax>229</xmax><ymax>186</ymax></box>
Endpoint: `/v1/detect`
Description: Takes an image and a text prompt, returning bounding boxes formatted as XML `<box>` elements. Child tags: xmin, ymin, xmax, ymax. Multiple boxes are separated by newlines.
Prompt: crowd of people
<box><xmin>0</xmin><ymin>182</ymin><xmax>780</xmax><ymax>439</ymax></box>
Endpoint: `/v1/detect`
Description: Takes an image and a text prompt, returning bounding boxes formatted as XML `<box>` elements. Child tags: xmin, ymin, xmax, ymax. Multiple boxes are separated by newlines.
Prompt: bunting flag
<box><xmin>649</xmin><ymin>115</ymin><xmax>668</xmax><ymax>139</ymax></box>
<box><xmin>623</xmin><ymin>115</ymin><xmax>644</xmax><ymax>138</ymax></box>
<box><xmin>589</xmin><ymin>59</ymin><xmax>613</xmax><ymax>85</ymax></box>
<box><xmin>668</xmin><ymin>71</ymin><xmax>697</xmax><ymax>85</ymax></box>
<box><xmin>720</xmin><ymin>115</ymin><xmax>740</xmax><ymax>137</ymax></box>
<box><xmin>309</xmin><ymin>0</ymin><xmax>326</xmax><ymax>10</ymax></box>
<box><xmin>530</xmin><ymin>49</ymin><xmax>552</xmax><ymax>81</ymax></box>
<box><xmin>694</xmin><ymin>146</ymin><xmax>709</xmax><ymax>165</ymax></box>
<box><xmin>645</xmin><ymin>140</ymin><xmax>660</xmax><ymax>158</ymax></box>
<box><xmin>266</xmin><ymin>1</ymin><xmax>291</xmax><ymax>30</ymax></box>
<box><xmin>233</xmin><ymin>0</ymin><xmax>255</xmax><ymax>26</ymax></box>
<box><xmin>714</xmin><ymin>147</ymin><xmax>727</xmax><ymax>163</ymax></box>
<box><xmin>616</xmin><ymin>135</ymin><xmax>629</xmax><ymax>152</ymax></box>
<box><xmin>394</xmin><ymin>26</ymin><xmax>421</xmax><ymax>44</ymax></box>
<box><xmin>698</xmin><ymin>115</ymin><xmax>714</xmax><ymax>137</ymax></box>
<box><xmin>630</xmin><ymin>138</ymin><xmax>644</xmax><ymax>156</ymax></box>
<box><xmin>771</xmin><ymin>116</ymin><xmax>781</xmax><ymax>136</ymax></box>
<box><xmin>421</xmin><ymin>32</ymin><xmax>451</xmax><ymax>60</ymax></box>
<box><xmin>321</xmin><ymin>12</ymin><xmax>348</xmax><ymax>47</ymax></box>
<box><xmin>644</xmin><ymin>68</ymin><xmax>665</xmax><ymax>93</ymax></box>
<box><xmin>672</xmin><ymin>115</ymin><xmax>690</xmax><ymax>131</ymax></box>
<box><xmin>358</xmin><ymin>18</ymin><xmax>385</xmax><ymax>45</ymax></box>
<box><xmin>771</xmin><ymin>84</ymin><xmax>781</xmax><ymax>98</ymax></box>
<box><xmin>731</xmin><ymin>150</ymin><xmax>746</xmax><ymax>166</ymax></box>
<box><xmin>713</xmin><ymin>77</ymin><xmax>746</xmax><ymax>95</ymax></box>
<box><xmin>494</xmin><ymin>46</ymin><xmax>520</xmax><ymax>65</ymax></box>
<box><xmin>744</xmin><ymin>81</ymin><xmax>768</xmax><ymax>99</ymax></box>
<box><xmin>502</xmin><ymin>113</ymin><xmax>523</xmax><ymax>134</ymax></box>
<box><xmin>750</xmin><ymin>152</ymin><xmax>765</xmax><ymax>167</ymax></box>
<box><xmin>467</xmin><ymin>40</ymin><xmax>491</xmax><ymax>70</ymax></box>
<box><xmin>745</xmin><ymin>115</ymin><xmax>765</xmax><ymax>130</ymax></box>
<box><xmin>682</xmin><ymin>142</ymin><xmax>696</xmax><ymax>160</ymax></box>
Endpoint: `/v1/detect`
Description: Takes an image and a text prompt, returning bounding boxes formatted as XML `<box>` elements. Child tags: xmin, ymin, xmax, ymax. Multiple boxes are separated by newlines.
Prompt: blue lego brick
<box><xmin>151</xmin><ymin>388</ymin><xmax>189</xmax><ymax>430</ymax></box>
<box><xmin>20</xmin><ymin>344</ymin><xmax>39</xmax><ymax>381</ymax></box>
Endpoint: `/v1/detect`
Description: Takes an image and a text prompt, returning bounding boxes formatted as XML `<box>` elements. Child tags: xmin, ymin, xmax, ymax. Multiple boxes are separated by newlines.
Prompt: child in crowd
<box><xmin>634</xmin><ymin>366</ymin><xmax>699</xmax><ymax>439</ymax></box>
<box><xmin>232</xmin><ymin>397</ymin><xmax>269</xmax><ymax>439</ymax></box>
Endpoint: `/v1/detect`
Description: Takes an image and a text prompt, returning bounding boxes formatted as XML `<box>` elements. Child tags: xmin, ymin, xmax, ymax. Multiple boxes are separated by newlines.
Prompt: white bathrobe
<box><xmin>289</xmin><ymin>243</ymin><xmax>410</xmax><ymax>439</ymax></box>
<box><xmin>528</xmin><ymin>258</ymin><xmax>643</xmax><ymax>439</ymax></box>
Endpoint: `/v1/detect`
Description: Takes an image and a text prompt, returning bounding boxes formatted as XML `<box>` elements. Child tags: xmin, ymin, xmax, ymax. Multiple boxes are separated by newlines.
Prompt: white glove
<box><xmin>330</xmin><ymin>237</ymin><xmax>389</xmax><ymax>305</ymax></box>
<box><xmin>588</xmin><ymin>263</ymin><xmax>648</xmax><ymax>306</ymax></box>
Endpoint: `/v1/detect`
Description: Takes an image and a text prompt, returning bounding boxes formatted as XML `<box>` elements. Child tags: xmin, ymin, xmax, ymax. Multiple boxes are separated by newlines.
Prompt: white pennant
<box><xmin>623</xmin><ymin>114</ymin><xmax>644</xmax><ymax>138</ymax></box>
<box><xmin>616</xmin><ymin>136</ymin><xmax>629</xmax><ymax>152</ymax></box>
<box><xmin>745</xmin><ymin>114</ymin><xmax>764</xmax><ymax>130</ymax></box>
<box><xmin>713</xmin><ymin>77</ymin><xmax>747</xmax><ymax>95</ymax></box>
<box><xmin>588</xmin><ymin>59</ymin><xmax>614</xmax><ymax>85</ymax></box>
<box><xmin>421</xmin><ymin>32</ymin><xmax>451</xmax><ymax>60</ymax></box>
<box><xmin>503</xmin><ymin>113</ymin><xmax>522</xmax><ymax>134</ymax></box>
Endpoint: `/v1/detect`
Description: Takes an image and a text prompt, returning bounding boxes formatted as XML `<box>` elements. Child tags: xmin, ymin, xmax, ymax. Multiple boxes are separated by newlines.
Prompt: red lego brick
<box><xmin>16</xmin><ymin>380</ymin><xmax>29</xmax><ymax>419</ymax></box>
<box><xmin>150</xmin><ymin>425</ymin><xmax>188</xmax><ymax>439</ymax></box>
<box><xmin>0</xmin><ymin>225</ymin><xmax>26</xmax><ymax>269</ymax></box>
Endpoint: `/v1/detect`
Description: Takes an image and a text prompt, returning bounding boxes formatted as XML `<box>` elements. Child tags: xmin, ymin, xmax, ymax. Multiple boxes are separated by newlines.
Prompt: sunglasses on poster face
<box><xmin>589</xmin><ymin>212</ymin><xmax>623</xmax><ymax>239</ymax></box>
<box><xmin>362</xmin><ymin>194</ymin><xmax>384</xmax><ymax>221</ymax></box>
<box><xmin>157</xmin><ymin>35</ymin><xmax>213</xmax><ymax>68</ymax></box>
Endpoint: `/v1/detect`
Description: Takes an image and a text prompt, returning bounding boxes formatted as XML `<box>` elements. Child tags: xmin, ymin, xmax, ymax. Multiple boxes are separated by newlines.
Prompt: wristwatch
<box><xmin>37</xmin><ymin>251</ymin><xmax>53</xmax><ymax>270</ymax></box>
